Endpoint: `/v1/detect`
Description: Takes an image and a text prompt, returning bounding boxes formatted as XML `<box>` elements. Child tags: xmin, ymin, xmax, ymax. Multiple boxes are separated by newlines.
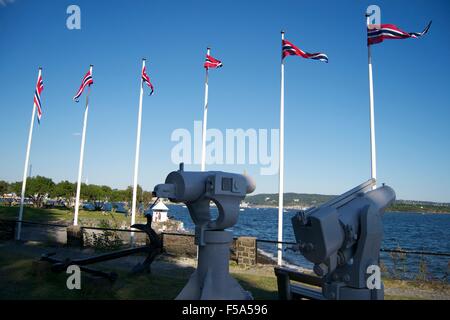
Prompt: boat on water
<box><xmin>240</xmin><ymin>201</ymin><xmax>250</xmax><ymax>208</ymax></box>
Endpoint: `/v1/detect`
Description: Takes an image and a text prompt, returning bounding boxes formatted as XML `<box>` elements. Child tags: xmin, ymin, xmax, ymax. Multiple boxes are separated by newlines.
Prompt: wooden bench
<box><xmin>274</xmin><ymin>266</ymin><xmax>325</xmax><ymax>300</ymax></box>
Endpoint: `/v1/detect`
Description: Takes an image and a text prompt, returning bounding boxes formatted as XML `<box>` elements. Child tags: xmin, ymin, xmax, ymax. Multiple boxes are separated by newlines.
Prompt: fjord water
<box><xmin>167</xmin><ymin>205</ymin><xmax>450</xmax><ymax>280</ymax></box>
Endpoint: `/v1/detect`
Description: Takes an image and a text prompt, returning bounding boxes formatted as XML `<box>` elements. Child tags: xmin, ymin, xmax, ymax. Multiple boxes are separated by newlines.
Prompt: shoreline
<box><xmin>168</xmin><ymin>202</ymin><xmax>450</xmax><ymax>215</ymax></box>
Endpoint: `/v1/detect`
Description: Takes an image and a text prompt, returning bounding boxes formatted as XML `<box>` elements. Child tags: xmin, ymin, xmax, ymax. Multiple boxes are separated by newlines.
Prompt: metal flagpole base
<box><xmin>176</xmin><ymin>230</ymin><xmax>252</xmax><ymax>300</ymax></box>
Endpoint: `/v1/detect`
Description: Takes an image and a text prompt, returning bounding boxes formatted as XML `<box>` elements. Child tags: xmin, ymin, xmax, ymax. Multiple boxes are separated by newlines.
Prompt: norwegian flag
<box><xmin>73</xmin><ymin>68</ymin><xmax>93</xmax><ymax>102</ymax></box>
<box><xmin>368</xmin><ymin>21</ymin><xmax>432</xmax><ymax>46</ymax></box>
<box><xmin>204</xmin><ymin>54</ymin><xmax>223</xmax><ymax>69</ymax></box>
<box><xmin>142</xmin><ymin>66</ymin><xmax>154</xmax><ymax>95</ymax></box>
<box><xmin>282</xmin><ymin>39</ymin><xmax>328</xmax><ymax>63</ymax></box>
<box><xmin>34</xmin><ymin>74</ymin><xmax>44</xmax><ymax>123</ymax></box>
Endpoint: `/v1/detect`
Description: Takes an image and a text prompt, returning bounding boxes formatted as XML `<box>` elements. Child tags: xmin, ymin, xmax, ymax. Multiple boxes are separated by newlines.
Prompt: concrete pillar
<box><xmin>66</xmin><ymin>225</ymin><xmax>84</xmax><ymax>247</ymax></box>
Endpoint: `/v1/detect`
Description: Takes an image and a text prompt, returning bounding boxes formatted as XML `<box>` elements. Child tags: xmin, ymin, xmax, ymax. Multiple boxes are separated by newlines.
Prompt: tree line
<box><xmin>0</xmin><ymin>176</ymin><xmax>154</xmax><ymax>208</ymax></box>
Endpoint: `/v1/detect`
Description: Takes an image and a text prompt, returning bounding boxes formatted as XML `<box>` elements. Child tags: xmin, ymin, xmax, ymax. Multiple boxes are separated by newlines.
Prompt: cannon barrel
<box><xmin>293</xmin><ymin>183</ymin><xmax>396</xmax><ymax>264</ymax></box>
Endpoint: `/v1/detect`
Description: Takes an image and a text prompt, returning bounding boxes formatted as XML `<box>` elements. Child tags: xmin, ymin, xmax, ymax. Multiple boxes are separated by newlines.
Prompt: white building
<box><xmin>150</xmin><ymin>199</ymin><xmax>169</xmax><ymax>223</ymax></box>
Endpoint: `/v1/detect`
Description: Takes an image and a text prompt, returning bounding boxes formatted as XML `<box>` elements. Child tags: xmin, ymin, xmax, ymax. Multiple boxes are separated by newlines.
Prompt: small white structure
<box><xmin>150</xmin><ymin>199</ymin><xmax>169</xmax><ymax>223</ymax></box>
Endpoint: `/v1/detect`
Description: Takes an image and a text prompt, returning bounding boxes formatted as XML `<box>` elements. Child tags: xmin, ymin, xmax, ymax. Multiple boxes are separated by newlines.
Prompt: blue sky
<box><xmin>0</xmin><ymin>0</ymin><xmax>449</xmax><ymax>202</ymax></box>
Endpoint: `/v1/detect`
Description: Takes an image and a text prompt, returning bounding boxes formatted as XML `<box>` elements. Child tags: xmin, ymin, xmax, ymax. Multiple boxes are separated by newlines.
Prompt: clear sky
<box><xmin>0</xmin><ymin>0</ymin><xmax>449</xmax><ymax>202</ymax></box>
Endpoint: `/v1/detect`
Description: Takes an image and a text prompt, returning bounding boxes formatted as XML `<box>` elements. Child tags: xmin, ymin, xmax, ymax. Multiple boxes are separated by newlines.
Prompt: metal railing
<box><xmin>1</xmin><ymin>218</ymin><xmax>449</xmax><ymax>258</ymax></box>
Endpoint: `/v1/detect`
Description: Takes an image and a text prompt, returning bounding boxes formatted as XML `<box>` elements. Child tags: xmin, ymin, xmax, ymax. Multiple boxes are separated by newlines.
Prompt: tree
<box><xmin>52</xmin><ymin>180</ymin><xmax>76</xmax><ymax>198</ymax></box>
<box><xmin>101</xmin><ymin>185</ymin><xmax>112</xmax><ymax>200</ymax></box>
<box><xmin>25</xmin><ymin>176</ymin><xmax>55</xmax><ymax>208</ymax></box>
<box><xmin>52</xmin><ymin>181</ymin><xmax>76</xmax><ymax>207</ymax></box>
<box><xmin>110</xmin><ymin>189</ymin><xmax>127</xmax><ymax>202</ymax></box>
<box><xmin>142</xmin><ymin>191</ymin><xmax>154</xmax><ymax>205</ymax></box>
<box><xmin>1</xmin><ymin>175</ymin><xmax>155</xmax><ymax>210</ymax></box>
<box><xmin>125</xmin><ymin>185</ymin><xmax>143</xmax><ymax>204</ymax></box>
<box><xmin>9</xmin><ymin>181</ymin><xmax>21</xmax><ymax>195</ymax></box>
<box><xmin>0</xmin><ymin>180</ymin><xmax>8</xmax><ymax>195</ymax></box>
<box><xmin>81</xmin><ymin>184</ymin><xmax>101</xmax><ymax>210</ymax></box>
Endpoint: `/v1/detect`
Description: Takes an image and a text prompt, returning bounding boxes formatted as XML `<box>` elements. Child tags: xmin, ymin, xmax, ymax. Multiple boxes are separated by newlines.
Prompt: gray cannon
<box><xmin>291</xmin><ymin>179</ymin><xmax>395</xmax><ymax>300</ymax></box>
<box><xmin>153</xmin><ymin>163</ymin><xmax>255</xmax><ymax>300</ymax></box>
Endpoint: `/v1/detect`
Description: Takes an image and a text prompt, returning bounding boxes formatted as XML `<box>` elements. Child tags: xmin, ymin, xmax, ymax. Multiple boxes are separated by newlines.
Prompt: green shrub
<box><xmin>86</xmin><ymin>219</ymin><xmax>123</xmax><ymax>251</ymax></box>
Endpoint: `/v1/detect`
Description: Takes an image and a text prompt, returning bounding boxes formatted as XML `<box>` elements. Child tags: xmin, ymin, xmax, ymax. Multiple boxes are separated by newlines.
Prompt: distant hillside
<box><xmin>246</xmin><ymin>193</ymin><xmax>334</xmax><ymax>208</ymax></box>
<box><xmin>245</xmin><ymin>193</ymin><xmax>450</xmax><ymax>214</ymax></box>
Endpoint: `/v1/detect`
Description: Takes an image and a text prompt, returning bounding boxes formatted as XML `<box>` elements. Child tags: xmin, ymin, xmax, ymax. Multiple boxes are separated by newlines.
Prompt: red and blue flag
<box><xmin>34</xmin><ymin>74</ymin><xmax>44</xmax><ymax>122</ymax></box>
<box><xmin>368</xmin><ymin>21</ymin><xmax>432</xmax><ymax>46</ymax></box>
<box><xmin>204</xmin><ymin>54</ymin><xmax>223</xmax><ymax>69</ymax></box>
<box><xmin>142</xmin><ymin>66</ymin><xmax>154</xmax><ymax>95</ymax></box>
<box><xmin>282</xmin><ymin>39</ymin><xmax>328</xmax><ymax>63</ymax></box>
<box><xmin>73</xmin><ymin>69</ymin><xmax>93</xmax><ymax>102</ymax></box>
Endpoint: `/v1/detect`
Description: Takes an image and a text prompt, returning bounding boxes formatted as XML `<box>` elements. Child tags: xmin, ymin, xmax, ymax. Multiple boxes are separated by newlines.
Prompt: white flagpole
<box><xmin>277</xmin><ymin>31</ymin><xmax>285</xmax><ymax>266</ymax></box>
<box><xmin>16</xmin><ymin>67</ymin><xmax>41</xmax><ymax>240</ymax></box>
<box><xmin>73</xmin><ymin>65</ymin><xmax>93</xmax><ymax>226</ymax></box>
<box><xmin>201</xmin><ymin>48</ymin><xmax>210</xmax><ymax>172</ymax></box>
<box><xmin>131</xmin><ymin>58</ymin><xmax>146</xmax><ymax>244</ymax></box>
<box><xmin>367</xmin><ymin>17</ymin><xmax>377</xmax><ymax>189</ymax></box>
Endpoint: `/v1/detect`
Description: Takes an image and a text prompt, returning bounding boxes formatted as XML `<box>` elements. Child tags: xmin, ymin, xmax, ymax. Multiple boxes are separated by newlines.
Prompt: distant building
<box><xmin>150</xmin><ymin>199</ymin><xmax>169</xmax><ymax>223</ymax></box>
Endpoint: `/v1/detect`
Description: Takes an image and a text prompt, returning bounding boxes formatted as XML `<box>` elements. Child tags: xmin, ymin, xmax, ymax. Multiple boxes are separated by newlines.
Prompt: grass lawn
<box><xmin>0</xmin><ymin>206</ymin><xmax>145</xmax><ymax>227</ymax></box>
<box><xmin>2</xmin><ymin>246</ymin><xmax>448</xmax><ymax>300</ymax></box>
<box><xmin>0</xmin><ymin>253</ymin><xmax>184</xmax><ymax>299</ymax></box>
<box><xmin>1</xmin><ymin>206</ymin><xmax>448</xmax><ymax>300</ymax></box>
<box><xmin>0</xmin><ymin>249</ymin><xmax>278</xmax><ymax>300</ymax></box>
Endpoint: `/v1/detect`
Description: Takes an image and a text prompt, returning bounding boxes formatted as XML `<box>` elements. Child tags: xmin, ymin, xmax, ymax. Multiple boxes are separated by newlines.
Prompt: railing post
<box><xmin>66</xmin><ymin>225</ymin><xmax>84</xmax><ymax>247</ymax></box>
<box><xmin>255</xmin><ymin>240</ymin><xmax>258</xmax><ymax>265</ymax></box>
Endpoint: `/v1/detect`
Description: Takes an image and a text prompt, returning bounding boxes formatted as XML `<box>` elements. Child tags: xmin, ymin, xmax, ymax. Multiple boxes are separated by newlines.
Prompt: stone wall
<box><xmin>62</xmin><ymin>228</ymin><xmax>272</xmax><ymax>267</ymax></box>
<box><xmin>236</xmin><ymin>237</ymin><xmax>257</xmax><ymax>267</ymax></box>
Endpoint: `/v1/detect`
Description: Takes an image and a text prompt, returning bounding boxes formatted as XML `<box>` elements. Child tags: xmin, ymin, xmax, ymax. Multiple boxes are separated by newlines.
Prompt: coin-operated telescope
<box><xmin>291</xmin><ymin>179</ymin><xmax>395</xmax><ymax>300</ymax></box>
<box><xmin>153</xmin><ymin>163</ymin><xmax>256</xmax><ymax>300</ymax></box>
